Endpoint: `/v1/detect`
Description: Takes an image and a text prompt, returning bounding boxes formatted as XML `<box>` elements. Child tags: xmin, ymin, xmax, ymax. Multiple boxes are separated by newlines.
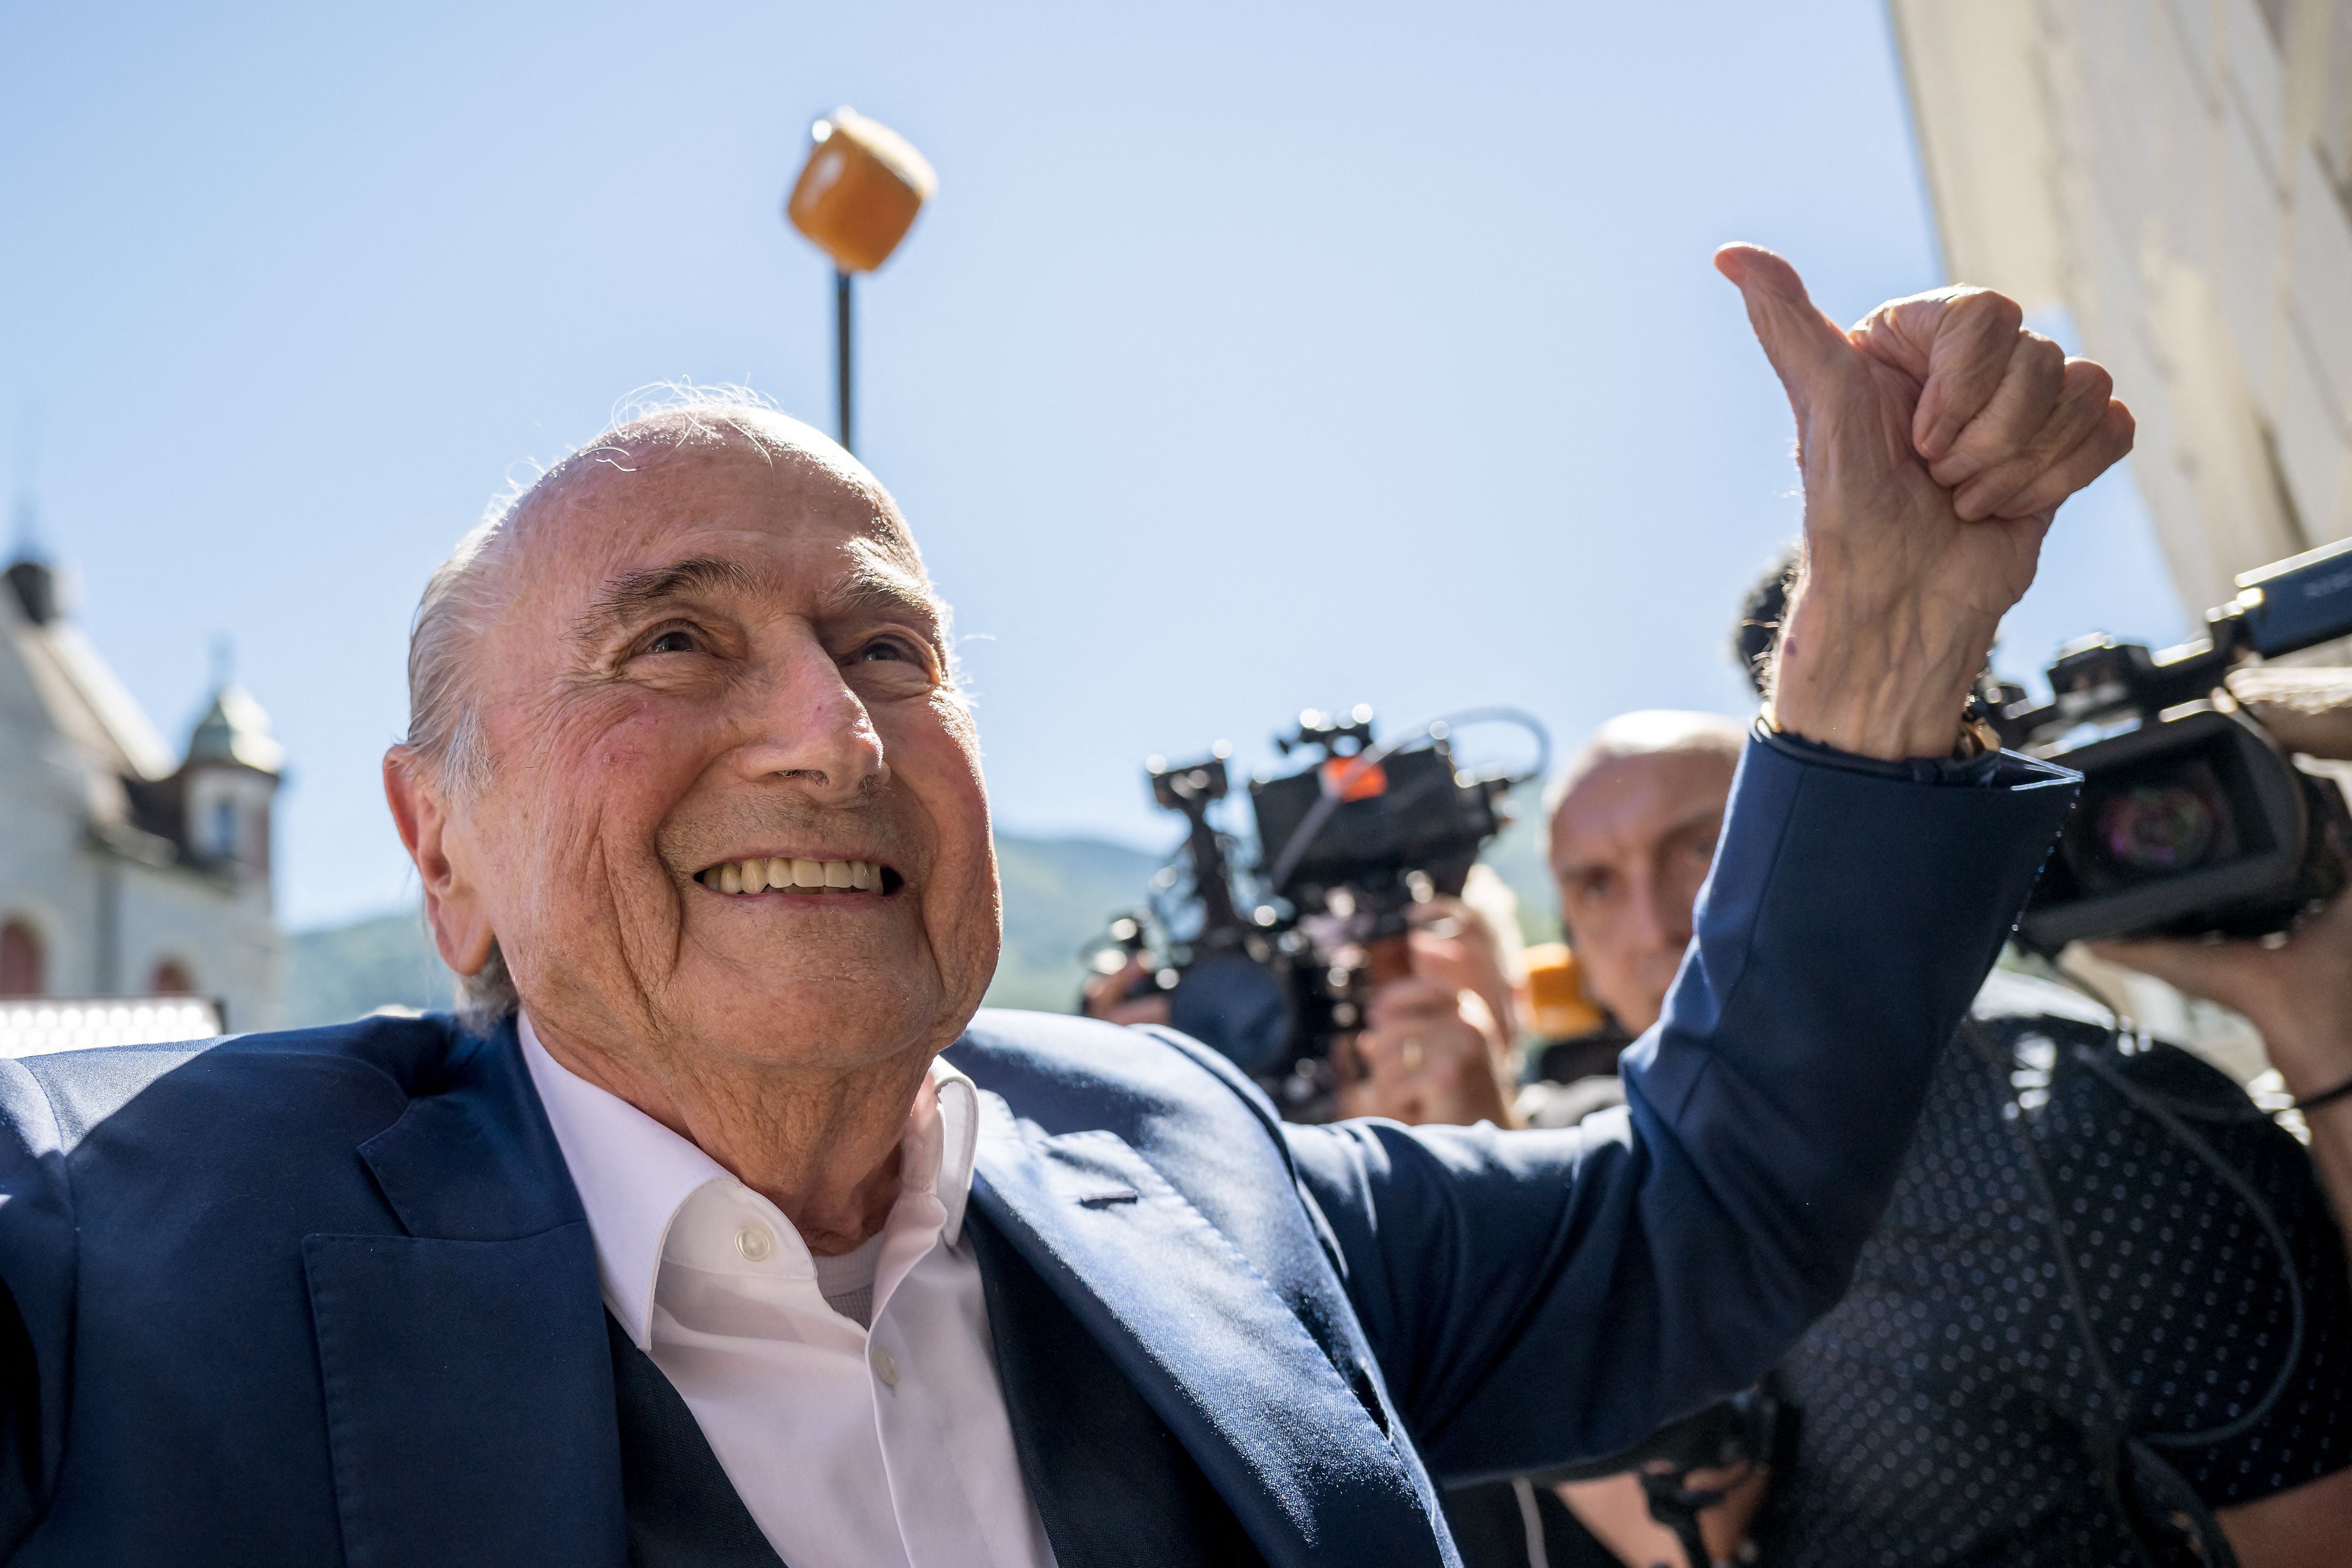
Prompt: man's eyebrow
<box><xmin>1555</xmin><ymin>804</ymin><xmax>1727</xmax><ymax>879</ymax></box>
<box><xmin>1662</xmin><ymin>805</ymin><xmax>1728</xmax><ymax>841</ymax></box>
<box><xmin>818</xmin><ymin>560</ymin><xmax>943</xmax><ymax>633</ymax></box>
<box><xmin>573</xmin><ymin>556</ymin><xmax>755</xmax><ymax>643</ymax></box>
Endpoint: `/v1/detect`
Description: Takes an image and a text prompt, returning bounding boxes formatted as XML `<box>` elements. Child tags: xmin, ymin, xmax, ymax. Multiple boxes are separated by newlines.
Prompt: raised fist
<box><xmin>1716</xmin><ymin>245</ymin><xmax>2136</xmax><ymax>759</ymax></box>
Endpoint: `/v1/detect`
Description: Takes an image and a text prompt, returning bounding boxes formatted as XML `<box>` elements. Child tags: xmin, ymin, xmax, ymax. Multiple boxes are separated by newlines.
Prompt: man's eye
<box><xmin>644</xmin><ymin>629</ymin><xmax>697</xmax><ymax>655</ymax></box>
<box><xmin>842</xmin><ymin>636</ymin><xmax>936</xmax><ymax>696</ymax></box>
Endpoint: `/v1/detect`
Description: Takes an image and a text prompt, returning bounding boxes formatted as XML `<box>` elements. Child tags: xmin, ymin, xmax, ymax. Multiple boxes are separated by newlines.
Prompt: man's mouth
<box><xmin>694</xmin><ymin>856</ymin><xmax>903</xmax><ymax>897</ymax></box>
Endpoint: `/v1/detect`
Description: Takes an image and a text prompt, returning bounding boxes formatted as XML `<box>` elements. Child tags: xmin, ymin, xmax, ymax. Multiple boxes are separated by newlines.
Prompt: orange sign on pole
<box><xmin>786</xmin><ymin>108</ymin><xmax>937</xmax><ymax>275</ymax></box>
<box><xmin>783</xmin><ymin>108</ymin><xmax>937</xmax><ymax>454</ymax></box>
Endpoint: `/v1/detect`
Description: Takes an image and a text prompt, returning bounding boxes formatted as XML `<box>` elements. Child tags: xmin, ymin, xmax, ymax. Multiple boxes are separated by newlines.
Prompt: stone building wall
<box><xmin>1891</xmin><ymin>0</ymin><xmax>2352</xmax><ymax>615</ymax></box>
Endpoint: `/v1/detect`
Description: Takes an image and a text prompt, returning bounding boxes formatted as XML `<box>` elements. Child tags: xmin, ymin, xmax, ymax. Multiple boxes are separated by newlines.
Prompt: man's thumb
<box><xmin>1715</xmin><ymin>244</ymin><xmax>1853</xmax><ymax>404</ymax></box>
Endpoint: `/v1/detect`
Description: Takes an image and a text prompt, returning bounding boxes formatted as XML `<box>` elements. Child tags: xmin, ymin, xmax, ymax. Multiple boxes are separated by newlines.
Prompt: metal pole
<box><xmin>834</xmin><ymin>268</ymin><xmax>855</xmax><ymax>454</ymax></box>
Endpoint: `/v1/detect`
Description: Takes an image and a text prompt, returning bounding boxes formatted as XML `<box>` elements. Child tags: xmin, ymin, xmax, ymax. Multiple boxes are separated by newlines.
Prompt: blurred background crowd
<box><xmin>8</xmin><ymin>1</ymin><xmax>2352</xmax><ymax>1563</ymax></box>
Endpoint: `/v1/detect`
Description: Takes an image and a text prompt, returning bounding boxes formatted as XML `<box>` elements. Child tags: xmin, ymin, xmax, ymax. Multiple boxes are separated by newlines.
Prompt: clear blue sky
<box><xmin>2</xmin><ymin>0</ymin><xmax>2185</xmax><ymax>930</ymax></box>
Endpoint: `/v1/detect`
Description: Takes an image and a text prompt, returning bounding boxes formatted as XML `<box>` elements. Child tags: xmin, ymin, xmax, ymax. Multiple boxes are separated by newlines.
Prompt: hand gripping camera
<box><xmin>1116</xmin><ymin>706</ymin><xmax>1544</xmax><ymax>1120</ymax></box>
<box><xmin>1989</xmin><ymin>537</ymin><xmax>2352</xmax><ymax>950</ymax></box>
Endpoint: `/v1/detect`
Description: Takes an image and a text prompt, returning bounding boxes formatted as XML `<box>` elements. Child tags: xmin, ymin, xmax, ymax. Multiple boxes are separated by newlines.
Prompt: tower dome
<box><xmin>185</xmin><ymin>683</ymin><xmax>285</xmax><ymax>776</ymax></box>
<box><xmin>179</xmin><ymin>681</ymin><xmax>282</xmax><ymax>883</ymax></box>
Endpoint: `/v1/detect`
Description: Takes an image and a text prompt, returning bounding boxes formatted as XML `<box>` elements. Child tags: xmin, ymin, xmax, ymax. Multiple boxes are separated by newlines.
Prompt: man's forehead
<box><xmin>1550</xmin><ymin>751</ymin><xmax>1733</xmax><ymax>860</ymax></box>
<box><xmin>517</xmin><ymin>436</ymin><xmax>928</xmax><ymax>604</ymax></box>
<box><xmin>540</xmin><ymin>430</ymin><xmax>878</xmax><ymax>529</ymax></box>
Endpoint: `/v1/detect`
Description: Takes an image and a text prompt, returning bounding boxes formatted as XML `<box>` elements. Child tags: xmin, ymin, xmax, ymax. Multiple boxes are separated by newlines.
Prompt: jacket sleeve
<box><xmin>0</xmin><ymin>1059</ymin><xmax>73</xmax><ymax>1554</ymax></box>
<box><xmin>1282</xmin><ymin>733</ymin><xmax>2078</xmax><ymax>1486</ymax></box>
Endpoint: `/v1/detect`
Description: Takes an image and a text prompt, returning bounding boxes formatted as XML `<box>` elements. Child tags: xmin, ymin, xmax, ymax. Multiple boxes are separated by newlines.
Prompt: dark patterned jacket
<box><xmin>1759</xmin><ymin>969</ymin><xmax>2352</xmax><ymax>1566</ymax></box>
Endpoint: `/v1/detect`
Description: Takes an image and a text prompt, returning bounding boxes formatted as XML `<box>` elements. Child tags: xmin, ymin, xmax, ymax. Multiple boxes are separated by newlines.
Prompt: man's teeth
<box><xmin>700</xmin><ymin>857</ymin><xmax>883</xmax><ymax>895</ymax></box>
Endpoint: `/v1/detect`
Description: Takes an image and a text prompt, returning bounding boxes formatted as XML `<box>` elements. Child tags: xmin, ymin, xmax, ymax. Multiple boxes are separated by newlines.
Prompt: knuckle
<box><xmin>2066</xmin><ymin>358</ymin><xmax>2114</xmax><ymax>401</ymax></box>
<box><xmin>1929</xmin><ymin>453</ymin><xmax>1980</xmax><ymax>488</ymax></box>
<box><xmin>1955</xmin><ymin>288</ymin><xmax>2023</xmax><ymax>334</ymax></box>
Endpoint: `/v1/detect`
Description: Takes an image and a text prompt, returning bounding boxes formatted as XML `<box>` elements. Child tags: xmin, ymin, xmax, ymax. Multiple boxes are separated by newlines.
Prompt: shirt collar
<box><xmin>517</xmin><ymin>1011</ymin><xmax>980</xmax><ymax>1351</ymax></box>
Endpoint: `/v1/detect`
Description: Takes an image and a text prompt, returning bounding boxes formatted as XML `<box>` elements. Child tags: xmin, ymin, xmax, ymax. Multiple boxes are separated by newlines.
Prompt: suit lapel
<box><xmin>304</xmin><ymin>1019</ymin><xmax>626</xmax><ymax>1568</ymax></box>
<box><xmin>969</xmin><ymin>1105</ymin><xmax>1445</xmax><ymax>1568</ymax></box>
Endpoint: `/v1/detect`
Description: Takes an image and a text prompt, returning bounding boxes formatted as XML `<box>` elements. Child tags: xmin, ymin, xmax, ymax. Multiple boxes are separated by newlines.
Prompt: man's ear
<box><xmin>383</xmin><ymin>749</ymin><xmax>496</xmax><ymax>978</ymax></box>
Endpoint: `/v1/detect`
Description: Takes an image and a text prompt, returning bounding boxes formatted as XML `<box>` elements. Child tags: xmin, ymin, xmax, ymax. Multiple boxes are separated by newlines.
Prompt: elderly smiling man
<box><xmin>0</xmin><ymin>249</ymin><xmax>2127</xmax><ymax>1568</ymax></box>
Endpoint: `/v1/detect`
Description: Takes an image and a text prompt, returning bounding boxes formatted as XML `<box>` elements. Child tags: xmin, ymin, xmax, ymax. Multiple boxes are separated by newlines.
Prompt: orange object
<box><xmin>1319</xmin><ymin>756</ymin><xmax>1389</xmax><ymax>802</ymax></box>
<box><xmin>786</xmin><ymin>108</ymin><xmax>937</xmax><ymax>273</ymax></box>
<box><xmin>1524</xmin><ymin>942</ymin><xmax>1606</xmax><ymax>1040</ymax></box>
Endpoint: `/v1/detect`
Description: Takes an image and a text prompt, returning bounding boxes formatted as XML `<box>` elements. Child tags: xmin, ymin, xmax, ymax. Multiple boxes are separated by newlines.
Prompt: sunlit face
<box><xmin>1547</xmin><ymin>748</ymin><xmax>1735</xmax><ymax>1035</ymax></box>
<box><xmin>444</xmin><ymin>425</ymin><xmax>1000</xmax><ymax>1076</ymax></box>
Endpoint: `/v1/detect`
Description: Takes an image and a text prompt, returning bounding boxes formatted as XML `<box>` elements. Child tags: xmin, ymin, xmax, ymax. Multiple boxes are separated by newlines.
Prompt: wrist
<box><xmin>2245</xmin><ymin>1015</ymin><xmax>2352</xmax><ymax>1104</ymax></box>
<box><xmin>1768</xmin><ymin>589</ymin><xmax>1995</xmax><ymax>760</ymax></box>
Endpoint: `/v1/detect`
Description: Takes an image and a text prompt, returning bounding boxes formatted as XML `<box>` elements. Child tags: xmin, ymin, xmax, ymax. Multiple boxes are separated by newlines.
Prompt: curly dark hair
<box><xmin>1732</xmin><ymin>548</ymin><xmax>1801</xmax><ymax>699</ymax></box>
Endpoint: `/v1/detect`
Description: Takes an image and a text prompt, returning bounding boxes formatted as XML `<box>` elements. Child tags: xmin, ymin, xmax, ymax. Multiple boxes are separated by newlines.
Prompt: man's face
<box><xmin>440</xmin><ymin>431</ymin><xmax>999</xmax><ymax>1076</ymax></box>
<box><xmin>1547</xmin><ymin>749</ymin><xmax>1735</xmax><ymax>1035</ymax></box>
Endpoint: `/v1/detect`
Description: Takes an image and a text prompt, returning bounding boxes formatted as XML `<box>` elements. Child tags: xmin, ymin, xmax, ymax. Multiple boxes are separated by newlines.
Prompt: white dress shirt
<box><xmin>518</xmin><ymin>1014</ymin><xmax>1056</xmax><ymax>1568</ymax></box>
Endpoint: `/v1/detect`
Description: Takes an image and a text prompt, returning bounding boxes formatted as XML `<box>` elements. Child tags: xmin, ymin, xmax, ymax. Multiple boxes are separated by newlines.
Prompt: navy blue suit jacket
<box><xmin>0</xmin><ymin>737</ymin><xmax>2074</xmax><ymax>1565</ymax></box>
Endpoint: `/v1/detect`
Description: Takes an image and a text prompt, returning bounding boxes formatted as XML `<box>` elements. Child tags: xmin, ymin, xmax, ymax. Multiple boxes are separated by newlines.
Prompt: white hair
<box><xmin>403</xmin><ymin>514</ymin><xmax>508</xmax><ymax>801</ymax></box>
<box><xmin>397</xmin><ymin>386</ymin><xmax>931</xmax><ymax>1027</ymax></box>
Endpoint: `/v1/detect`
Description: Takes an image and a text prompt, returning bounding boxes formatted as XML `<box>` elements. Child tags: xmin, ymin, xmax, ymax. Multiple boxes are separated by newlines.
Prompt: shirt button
<box><xmin>870</xmin><ymin>1345</ymin><xmax>900</xmax><ymax>1387</ymax></box>
<box><xmin>734</xmin><ymin>1224</ymin><xmax>774</xmax><ymax>1263</ymax></box>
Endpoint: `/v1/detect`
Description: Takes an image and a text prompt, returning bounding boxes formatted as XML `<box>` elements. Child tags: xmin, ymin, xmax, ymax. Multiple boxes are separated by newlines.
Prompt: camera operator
<box><xmin>1506</xmin><ymin>663</ymin><xmax>2352</xmax><ymax>1567</ymax></box>
<box><xmin>1083</xmin><ymin>868</ymin><xmax>1531</xmax><ymax>1128</ymax></box>
<box><xmin>1332</xmin><ymin>866</ymin><xmax>1529</xmax><ymax>1128</ymax></box>
<box><xmin>2094</xmin><ymin>665</ymin><xmax>2352</xmax><ymax>1267</ymax></box>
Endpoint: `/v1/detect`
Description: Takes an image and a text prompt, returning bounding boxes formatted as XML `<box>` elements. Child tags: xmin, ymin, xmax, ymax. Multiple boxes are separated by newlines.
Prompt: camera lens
<box><xmin>2092</xmin><ymin>780</ymin><xmax>2223</xmax><ymax>875</ymax></box>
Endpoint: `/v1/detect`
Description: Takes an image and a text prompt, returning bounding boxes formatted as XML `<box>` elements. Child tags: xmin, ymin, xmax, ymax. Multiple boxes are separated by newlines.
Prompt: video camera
<box><xmin>1986</xmin><ymin>537</ymin><xmax>2352</xmax><ymax>950</ymax></box>
<box><xmin>1107</xmin><ymin>705</ymin><xmax>1545</xmax><ymax>1120</ymax></box>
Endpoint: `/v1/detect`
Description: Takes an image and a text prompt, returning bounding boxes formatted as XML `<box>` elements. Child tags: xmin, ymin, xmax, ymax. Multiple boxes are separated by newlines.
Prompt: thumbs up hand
<box><xmin>1716</xmin><ymin>244</ymin><xmax>2134</xmax><ymax>759</ymax></box>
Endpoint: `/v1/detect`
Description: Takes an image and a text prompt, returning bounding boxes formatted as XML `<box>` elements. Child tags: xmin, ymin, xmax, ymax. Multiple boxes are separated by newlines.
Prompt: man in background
<box><xmin>1338</xmin><ymin>713</ymin><xmax>1740</xmax><ymax>1141</ymax></box>
<box><xmin>1512</xmin><ymin>679</ymin><xmax>2352</xmax><ymax>1568</ymax></box>
<box><xmin>1085</xmin><ymin>870</ymin><xmax>1533</xmax><ymax>1130</ymax></box>
<box><xmin>1540</xmin><ymin>712</ymin><xmax>1741</xmax><ymax>1045</ymax></box>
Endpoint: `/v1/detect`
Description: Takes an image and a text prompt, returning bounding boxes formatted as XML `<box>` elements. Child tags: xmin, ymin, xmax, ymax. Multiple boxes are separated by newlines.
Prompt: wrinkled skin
<box><xmin>385</xmin><ymin>416</ymin><xmax>999</xmax><ymax>1250</ymax></box>
<box><xmin>1716</xmin><ymin>245</ymin><xmax>2134</xmax><ymax>758</ymax></box>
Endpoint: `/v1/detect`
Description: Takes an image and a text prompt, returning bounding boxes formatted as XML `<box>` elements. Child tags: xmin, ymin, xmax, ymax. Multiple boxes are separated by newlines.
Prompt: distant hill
<box><xmin>986</xmin><ymin>834</ymin><xmax>1166</xmax><ymax>1011</ymax></box>
<box><xmin>285</xmin><ymin>908</ymin><xmax>455</xmax><ymax>1025</ymax></box>
<box><xmin>285</xmin><ymin>822</ymin><xmax>1559</xmax><ymax>1029</ymax></box>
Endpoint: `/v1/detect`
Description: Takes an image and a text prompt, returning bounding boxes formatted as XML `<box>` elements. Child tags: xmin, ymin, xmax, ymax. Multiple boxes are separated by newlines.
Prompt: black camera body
<box><xmin>1994</xmin><ymin>538</ymin><xmax>2352</xmax><ymax>950</ymax></box>
<box><xmin>1124</xmin><ymin>707</ymin><xmax>1534</xmax><ymax>1120</ymax></box>
<box><xmin>1247</xmin><ymin>712</ymin><xmax>1504</xmax><ymax>911</ymax></box>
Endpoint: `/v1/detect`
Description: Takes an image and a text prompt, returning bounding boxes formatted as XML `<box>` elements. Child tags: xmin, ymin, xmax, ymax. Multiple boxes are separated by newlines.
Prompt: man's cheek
<box><xmin>575</xmin><ymin>702</ymin><xmax>700</xmax><ymax>790</ymax></box>
<box><xmin>514</xmin><ymin>741</ymin><xmax>692</xmax><ymax>929</ymax></box>
<box><xmin>925</xmin><ymin>687</ymin><xmax>980</xmax><ymax>746</ymax></box>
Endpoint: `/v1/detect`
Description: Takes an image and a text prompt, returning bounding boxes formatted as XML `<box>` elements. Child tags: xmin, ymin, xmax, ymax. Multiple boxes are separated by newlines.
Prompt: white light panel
<box><xmin>0</xmin><ymin>999</ymin><xmax>225</xmax><ymax>1059</ymax></box>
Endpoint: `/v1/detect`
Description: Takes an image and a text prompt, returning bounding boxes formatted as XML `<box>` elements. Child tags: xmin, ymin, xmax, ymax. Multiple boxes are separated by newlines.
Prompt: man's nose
<box><xmin>1630</xmin><ymin>871</ymin><xmax>1696</xmax><ymax>958</ymax></box>
<box><xmin>731</xmin><ymin>633</ymin><xmax>887</xmax><ymax>804</ymax></box>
